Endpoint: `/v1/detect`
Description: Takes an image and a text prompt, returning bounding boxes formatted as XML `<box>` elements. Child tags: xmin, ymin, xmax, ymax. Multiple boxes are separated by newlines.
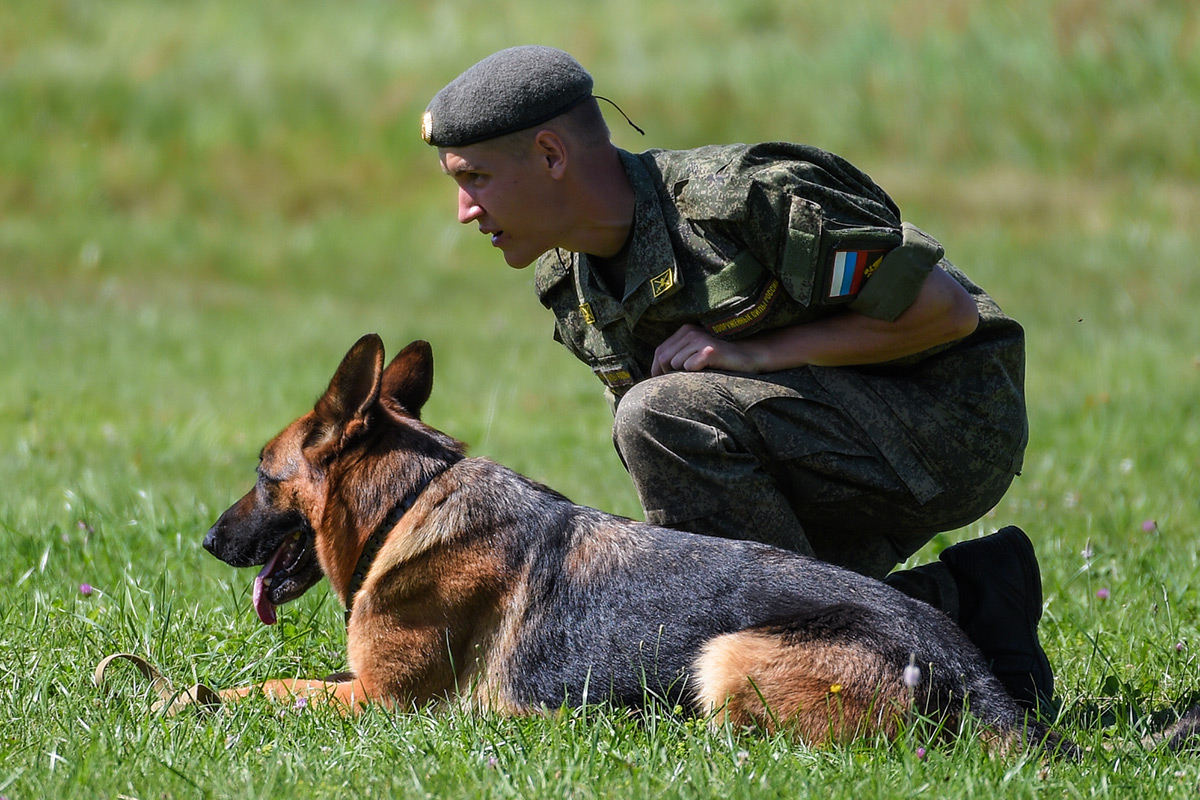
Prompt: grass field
<box><xmin>3</xmin><ymin>0</ymin><xmax>1199</xmax><ymax>796</ymax></box>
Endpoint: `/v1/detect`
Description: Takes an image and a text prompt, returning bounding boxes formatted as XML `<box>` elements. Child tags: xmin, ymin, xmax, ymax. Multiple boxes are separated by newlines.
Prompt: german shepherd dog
<box><xmin>202</xmin><ymin>334</ymin><xmax>1065</xmax><ymax>751</ymax></box>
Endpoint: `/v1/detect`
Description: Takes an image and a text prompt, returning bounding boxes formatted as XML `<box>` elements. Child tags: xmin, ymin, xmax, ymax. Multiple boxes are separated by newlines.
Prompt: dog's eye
<box><xmin>256</xmin><ymin>467</ymin><xmax>280</xmax><ymax>486</ymax></box>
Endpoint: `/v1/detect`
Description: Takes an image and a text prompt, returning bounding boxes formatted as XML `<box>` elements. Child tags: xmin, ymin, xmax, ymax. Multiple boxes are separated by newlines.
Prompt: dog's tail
<box><xmin>1029</xmin><ymin>704</ymin><xmax>1200</xmax><ymax>759</ymax></box>
<box><xmin>981</xmin><ymin>695</ymin><xmax>1200</xmax><ymax>759</ymax></box>
<box><xmin>945</xmin><ymin>666</ymin><xmax>1082</xmax><ymax>760</ymax></box>
<box><xmin>1140</xmin><ymin>704</ymin><xmax>1200</xmax><ymax>753</ymax></box>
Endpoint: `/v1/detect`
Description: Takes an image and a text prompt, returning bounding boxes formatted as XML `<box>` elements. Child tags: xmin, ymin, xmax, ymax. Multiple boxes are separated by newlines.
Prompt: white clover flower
<box><xmin>902</xmin><ymin>664</ymin><xmax>921</xmax><ymax>688</ymax></box>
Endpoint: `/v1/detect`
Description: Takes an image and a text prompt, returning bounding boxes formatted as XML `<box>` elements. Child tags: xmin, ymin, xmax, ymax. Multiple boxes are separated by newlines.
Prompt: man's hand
<box><xmin>651</xmin><ymin>324</ymin><xmax>763</xmax><ymax>376</ymax></box>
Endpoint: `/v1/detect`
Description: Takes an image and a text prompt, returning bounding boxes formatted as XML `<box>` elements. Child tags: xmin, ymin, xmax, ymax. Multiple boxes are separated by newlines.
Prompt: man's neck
<box><xmin>590</xmin><ymin>229</ymin><xmax>631</xmax><ymax>297</ymax></box>
<box><xmin>566</xmin><ymin>144</ymin><xmax>635</xmax><ymax>259</ymax></box>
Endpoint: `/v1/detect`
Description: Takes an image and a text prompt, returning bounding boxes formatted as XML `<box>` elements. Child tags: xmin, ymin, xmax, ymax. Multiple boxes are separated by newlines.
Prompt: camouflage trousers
<box><xmin>610</xmin><ymin>367</ymin><xmax>1024</xmax><ymax>621</ymax></box>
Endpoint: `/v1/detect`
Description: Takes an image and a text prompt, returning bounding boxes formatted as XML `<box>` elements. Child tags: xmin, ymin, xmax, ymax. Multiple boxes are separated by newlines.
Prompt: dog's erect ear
<box><xmin>381</xmin><ymin>340</ymin><xmax>434</xmax><ymax>419</ymax></box>
<box><xmin>307</xmin><ymin>334</ymin><xmax>385</xmax><ymax>456</ymax></box>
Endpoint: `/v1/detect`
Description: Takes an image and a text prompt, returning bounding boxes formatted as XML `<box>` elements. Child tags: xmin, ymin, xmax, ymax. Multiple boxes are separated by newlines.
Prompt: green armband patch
<box><xmin>849</xmin><ymin>223</ymin><xmax>945</xmax><ymax>321</ymax></box>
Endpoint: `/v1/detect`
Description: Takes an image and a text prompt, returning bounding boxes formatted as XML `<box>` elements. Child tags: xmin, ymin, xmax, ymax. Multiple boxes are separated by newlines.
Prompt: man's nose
<box><xmin>458</xmin><ymin>188</ymin><xmax>483</xmax><ymax>224</ymax></box>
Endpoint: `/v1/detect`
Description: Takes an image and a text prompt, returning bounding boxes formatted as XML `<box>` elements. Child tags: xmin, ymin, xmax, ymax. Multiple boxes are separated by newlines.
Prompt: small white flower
<box><xmin>902</xmin><ymin>664</ymin><xmax>921</xmax><ymax>688</ymax></box>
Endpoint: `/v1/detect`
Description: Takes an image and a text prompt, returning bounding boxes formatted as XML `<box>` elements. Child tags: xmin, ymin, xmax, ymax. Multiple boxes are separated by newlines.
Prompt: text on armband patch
<box><xmin>706</xmin><ymin>277</ymin><xmax>781</xmax><ymax>336</ymax></box>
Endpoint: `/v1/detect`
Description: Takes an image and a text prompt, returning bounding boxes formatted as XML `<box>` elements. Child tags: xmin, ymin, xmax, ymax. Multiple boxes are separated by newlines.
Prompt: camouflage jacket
<box><xmin>534</xmin><ymin>143</ymin><xmax>1027</xmax><ymax>476</ymax></box>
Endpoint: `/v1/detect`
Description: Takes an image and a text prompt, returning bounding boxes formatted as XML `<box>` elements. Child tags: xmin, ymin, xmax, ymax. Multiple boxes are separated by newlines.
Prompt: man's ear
<box><xmin>306</xmin><ymin>334</ymin><xmax>385</xmax><ymax>458</ymax></box>
<box><xmin>533</xmin><ymin>129</ymin><xmax>568</xmax><ymax>178</ymax></box>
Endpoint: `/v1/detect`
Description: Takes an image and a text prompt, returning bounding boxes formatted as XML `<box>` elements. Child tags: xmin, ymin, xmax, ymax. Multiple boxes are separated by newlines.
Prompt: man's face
<box><xmin>439</xmin><ymin>140</ymin><xmax>564</xmax><ymax>269</ymax></box>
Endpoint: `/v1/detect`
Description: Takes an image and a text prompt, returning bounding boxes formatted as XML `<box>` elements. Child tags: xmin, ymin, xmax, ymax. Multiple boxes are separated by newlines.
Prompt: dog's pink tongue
<box><xmin>252</xmin><ymin>572</ymin><xmax>277</xmax><ymax>626</ymax></box>
<box><xmin>252</xmin><ymin>543</ymin><xmax>288</xmax><ymax>626</ymax></box>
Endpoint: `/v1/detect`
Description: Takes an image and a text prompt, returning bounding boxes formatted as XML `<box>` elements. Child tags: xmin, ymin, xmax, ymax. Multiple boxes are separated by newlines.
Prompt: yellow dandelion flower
<box><xmin>829</xmin><ymin>683</ymin><xmax>843</xmax><ymax>694</ymax></box>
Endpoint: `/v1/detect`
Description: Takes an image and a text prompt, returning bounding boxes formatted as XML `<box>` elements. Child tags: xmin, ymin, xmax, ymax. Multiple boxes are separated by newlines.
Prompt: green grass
<box><xmin>3</xmin><ymin>0</ymin><xmax>1200</xmax><ymax>796</ymax></box>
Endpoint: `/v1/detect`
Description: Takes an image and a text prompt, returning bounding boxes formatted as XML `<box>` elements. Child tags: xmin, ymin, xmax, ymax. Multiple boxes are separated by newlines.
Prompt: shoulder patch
<box><xmin>828</xmin><ymin>249</ymin><xmax>886</xmax><ymax>300</ymax></box>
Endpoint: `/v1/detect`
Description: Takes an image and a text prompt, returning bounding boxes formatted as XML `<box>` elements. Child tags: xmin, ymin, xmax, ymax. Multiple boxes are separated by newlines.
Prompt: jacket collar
<box><xmin>537</xmin><ymin>149</ymin><xmax>683</xmax><ymax>329</ymax></box>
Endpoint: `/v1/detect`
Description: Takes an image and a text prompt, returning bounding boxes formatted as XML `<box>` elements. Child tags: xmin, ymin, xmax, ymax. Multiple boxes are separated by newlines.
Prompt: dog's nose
<box><xmin>202</xmin><ymin>527</ymin><xmax>219</xmax><ymax>554</ymax></box>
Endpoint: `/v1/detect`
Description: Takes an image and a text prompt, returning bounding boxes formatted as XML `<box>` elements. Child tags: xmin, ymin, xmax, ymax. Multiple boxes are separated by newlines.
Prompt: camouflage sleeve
<box><xmin>662</xmin><ymin>143</ymin><xmax>945</xmax><ymax>321</ymax></box>
<box><xmin>726</xmin><ymin>145</ymin><xmax>943</xmax><ymax>321</ymax></box>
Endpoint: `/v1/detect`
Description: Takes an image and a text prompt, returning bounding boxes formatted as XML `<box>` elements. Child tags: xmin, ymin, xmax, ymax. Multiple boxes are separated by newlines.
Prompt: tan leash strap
<box><xmin>94</xmin><ymin>653</ymin><xmax>221</xmax><ymax>715</ymax></box>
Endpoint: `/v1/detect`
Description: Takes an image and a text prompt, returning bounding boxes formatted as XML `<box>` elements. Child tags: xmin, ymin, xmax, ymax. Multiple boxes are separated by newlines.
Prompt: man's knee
<box><xmin>611</xmin><ymin>379</ymin><xmax>655</xmax><ymax>456</ymax></box>
<box><xmin>612</xmin><ymin>373</ymin><xmax>735</xmax><ymax>459</ymax></box>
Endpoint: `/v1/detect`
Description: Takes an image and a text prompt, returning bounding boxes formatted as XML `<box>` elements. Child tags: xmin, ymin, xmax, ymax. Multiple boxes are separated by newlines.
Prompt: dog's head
<box><xmin>203</xmin><ymin>334</ymin><xmax>436</xmax><ymax>625</ymax></box>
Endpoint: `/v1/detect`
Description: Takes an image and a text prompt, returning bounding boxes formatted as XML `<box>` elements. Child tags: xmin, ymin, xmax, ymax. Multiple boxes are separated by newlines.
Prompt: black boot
<box><xmin>940</xmin><ymin>526</ymin><xmax>1056</xmax><ymax>718</ymax></box>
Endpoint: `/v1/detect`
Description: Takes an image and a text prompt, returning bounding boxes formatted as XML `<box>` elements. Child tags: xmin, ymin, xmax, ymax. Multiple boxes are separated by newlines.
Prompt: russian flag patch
<box><xmin>828</xmin><ymin>249</ymin><xmax>886</xmax><ymax>299</ymax></box>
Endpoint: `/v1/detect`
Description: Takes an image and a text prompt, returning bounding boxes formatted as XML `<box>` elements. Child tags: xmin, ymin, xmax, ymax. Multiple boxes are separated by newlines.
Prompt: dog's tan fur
<box><xmin>695</xmin><ymin>632</ymin><xmax>910</xmax><ymax>741</ymax></box>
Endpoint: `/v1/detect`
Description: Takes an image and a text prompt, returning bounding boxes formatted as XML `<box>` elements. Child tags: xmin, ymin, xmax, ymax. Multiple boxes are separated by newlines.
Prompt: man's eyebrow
<box><xmin>442</xmin><ymin>160</ymin><xmax>482</xmax><ymax>178</ymax></box>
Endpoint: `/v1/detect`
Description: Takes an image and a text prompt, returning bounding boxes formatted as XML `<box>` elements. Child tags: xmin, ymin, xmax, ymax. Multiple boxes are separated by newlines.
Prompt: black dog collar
<box><xmin>343</xmin><ymin>465</ymin><xmax>452</xmax><ymax>625</ymax></box>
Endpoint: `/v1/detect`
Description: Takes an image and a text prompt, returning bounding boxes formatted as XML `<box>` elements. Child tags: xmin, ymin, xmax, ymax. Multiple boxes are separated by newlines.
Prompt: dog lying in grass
<box><xmin>172</xmin><ymin>333</ymin><xmax>1084</xmax><ymax>754</ymax></box>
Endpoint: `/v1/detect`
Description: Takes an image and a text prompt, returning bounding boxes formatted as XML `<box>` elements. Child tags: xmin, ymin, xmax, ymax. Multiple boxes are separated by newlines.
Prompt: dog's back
<box><xmin>371</xmin><ymin>455</ymin><xmax>1047</xmax><ymax>749</ymax></box>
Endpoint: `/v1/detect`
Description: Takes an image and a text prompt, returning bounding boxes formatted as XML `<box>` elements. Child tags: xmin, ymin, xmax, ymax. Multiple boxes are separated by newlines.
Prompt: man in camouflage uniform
<box><xmin>423</xmin><ymin>45</ymin><xmax>1053</xmax><ymax>715</ymax></box>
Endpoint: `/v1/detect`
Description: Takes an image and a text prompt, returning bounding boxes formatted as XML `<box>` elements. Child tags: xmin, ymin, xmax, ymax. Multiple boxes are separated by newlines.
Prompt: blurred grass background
<box><xmin>2</xmin><ymin>0</ymin><xmax>1199</xmax><ymax>796</ymax></box>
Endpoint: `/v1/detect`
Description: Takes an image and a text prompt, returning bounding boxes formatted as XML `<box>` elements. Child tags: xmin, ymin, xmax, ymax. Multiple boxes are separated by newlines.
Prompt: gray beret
<box><xmin>422</xmin><ymin>46</ymin><xmax>594</xmax><ymax>147</ymax></box>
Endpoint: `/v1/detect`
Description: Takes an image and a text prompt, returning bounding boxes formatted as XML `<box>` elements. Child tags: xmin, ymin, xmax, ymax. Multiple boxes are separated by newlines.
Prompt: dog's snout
<box><xmin>202</xmin><ymin>526</ymin><xmax>219</xmax><ymax>554</ymax></box>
